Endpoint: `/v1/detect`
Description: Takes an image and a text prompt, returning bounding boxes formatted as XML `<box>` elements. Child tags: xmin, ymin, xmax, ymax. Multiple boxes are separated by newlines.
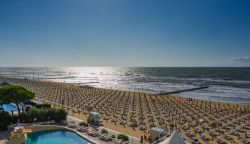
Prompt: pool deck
<box><xmin>67</xmin><ymin>115</ymin><xmax>140</xmax><ymax>143</ymax></box>
<box><xmin>5</xmin><ymin>124</ymin><xmax>114</xmax><ymax>144</ymax></box>
<box><xmin>3</xmin><ymin>116</ymin><xmax>140</xmax><ymax>144</ymax></box>
<box><xmin>62</xmin><ymin>125</ymin><xmax>110</xmax><ymax>144</ymax></box>
<box><xmin>25</xmin><ymin>124</ymin><xmax>111</xmax><ymax>144</ymax></box>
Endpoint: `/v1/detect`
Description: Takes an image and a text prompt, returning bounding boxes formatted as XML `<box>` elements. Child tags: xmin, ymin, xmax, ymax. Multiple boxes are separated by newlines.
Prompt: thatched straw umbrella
<box><xmin>0</xmin><ymin>81</ymin><xmax>11</xmax><ymax>87</ymax></box>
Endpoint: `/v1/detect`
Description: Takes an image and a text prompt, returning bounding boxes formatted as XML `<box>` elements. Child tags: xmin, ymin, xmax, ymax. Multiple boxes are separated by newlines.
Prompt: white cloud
<box><xmin>230</xmin><ymin>56</ymin><xmax>250</xmax><ymax>63</ymax></box>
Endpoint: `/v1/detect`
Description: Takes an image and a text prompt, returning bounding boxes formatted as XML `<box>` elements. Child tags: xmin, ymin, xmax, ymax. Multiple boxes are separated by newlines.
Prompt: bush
<box><xmin>28</xmin><ymin>108</ymin><xmax>39</xmax><ymax>121</ymax></box>
<box><xmin>36</xmin><ymin>104</ymin><xmax>51</xmax><ymax>109</ymax></box>
<box><xmin>19</xmin><ymin>112</ymin><xmax>29</xmax><ymax>123</ymax></box>
<box><xmin>0</xmin><ymin>111</ymin><xmax>11</xmax><ymax>130</ymax></box>
<box><xmin>54</xmin><ymin>109</ymin><xmax>67</xmax><ymax>122</ymax></box>
<box><xmin>101</xmin><ymin>129</ymin><xmax>108</xmax><ymax>134</ymax></box>
<box><xmin>79</xmin><ymin>122</ymin><xmax>89</xmax><ymax>127</ymax></box>
<box><xmin>11</xmin><ymin>115</ymin><xmax>19</xmax><ymax>124</ymax></box>
<box><xmin>0</xmin><ymin>107</ymin><xmax>68</xmax><ymax>129</ymax></box>
<box><xmin>117</xmin><ymin>134</ymin><xmax>129</xmax><ymax>141</ymax></box>
<box><xmin>28</xmin><ymin>108</ymin><xmax>67</xmax><ymax>122</ymax></box>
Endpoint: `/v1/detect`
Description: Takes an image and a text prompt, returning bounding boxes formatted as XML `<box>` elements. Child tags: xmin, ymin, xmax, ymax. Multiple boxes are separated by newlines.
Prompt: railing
<box><xmin>7</xmin><ymin>120</ymin><xmax>56</xmax><ymax>129</ymax></box>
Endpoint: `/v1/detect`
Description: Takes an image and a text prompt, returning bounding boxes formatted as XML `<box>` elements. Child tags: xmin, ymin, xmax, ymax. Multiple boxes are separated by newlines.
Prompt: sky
<box><xmin>0</xmin><ymin>0</ymin><xmax>250</xmax><ymax>67</ymax></box>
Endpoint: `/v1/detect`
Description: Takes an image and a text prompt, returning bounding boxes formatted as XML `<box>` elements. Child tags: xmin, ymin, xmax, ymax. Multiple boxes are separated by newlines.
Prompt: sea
<box><xmin>0</xmin><ymin>67</ymin><xmax>250</xmax><ymax>104</ymax></box>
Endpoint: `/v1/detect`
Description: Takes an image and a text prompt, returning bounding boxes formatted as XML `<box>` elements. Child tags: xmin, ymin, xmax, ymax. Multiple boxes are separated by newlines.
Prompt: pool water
<box><xmin>26</xmin><ymin>130</ymin><xmax>94</xmax><ymax>144</ymax></box>
<box><xmin>2</xmin><ymin>104</ymin><xmax>17</xmax><ymax>111</ymax></box>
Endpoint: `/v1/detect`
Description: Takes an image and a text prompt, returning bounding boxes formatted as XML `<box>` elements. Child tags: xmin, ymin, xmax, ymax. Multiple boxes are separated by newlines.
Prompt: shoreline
<box><xmin>3</xmin><ymin>76</ymin><xmax>250</xmax><ymax>105</ymax></box>
<box><xmin>1</xmin><ymin>77</ymin><xmax>250</xmax><ymax>143</ymax></box>
<box><xmin>1</xmin><ymin>75</ymin><xmax>250</xmax><ymax>104</ymax></box>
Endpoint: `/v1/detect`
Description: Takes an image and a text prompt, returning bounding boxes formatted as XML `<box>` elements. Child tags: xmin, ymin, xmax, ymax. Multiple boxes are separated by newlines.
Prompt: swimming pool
<box><xmin>26</xmin><ymin>130</ymin><xmax>94</xmax><ymax>144</ymax></box>
<box><xmin>2</xmin><ymin>104</ymin><xmax>17</xmax><ymax>111</ymax></box>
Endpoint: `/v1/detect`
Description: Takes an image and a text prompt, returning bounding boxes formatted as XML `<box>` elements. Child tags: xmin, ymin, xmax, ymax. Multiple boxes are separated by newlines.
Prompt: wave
<box><xmin>1</xmin><ymin>67</ymin><xmax>250</xmax><ymax>104</ymax></box>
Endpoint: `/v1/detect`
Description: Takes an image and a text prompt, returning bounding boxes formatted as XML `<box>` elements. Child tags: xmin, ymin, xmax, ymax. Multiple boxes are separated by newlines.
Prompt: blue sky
<box><xmin>0</xmin><ymin>0</ymin><xmax>250</xmax><ymax>67</ymax></box>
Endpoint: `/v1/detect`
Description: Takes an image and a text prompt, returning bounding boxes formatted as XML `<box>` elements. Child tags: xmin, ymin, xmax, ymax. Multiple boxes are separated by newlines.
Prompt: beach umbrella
<box><xmin>0</xmin><ymin>81</ymin><xmax>11</xmax><ymax>87</ymax></box>
<box><xmin>111</xmin><ymin>118</ymin><xmax>118</xmax><ymax>123</ymax></box>
<box><xmin>139</xmin><ymin>125</ymin><xmax>146</xmax><ymax>130</ymax></box>
<box><xmin>210</xmin><ymin>131</ymin><xmax>219</xmax><ymax>137</ymax></box>
<box><xmin>78</xmin><ymin>108</ymin><xmax>82</xmax><ymax>113</ymax></box>
<box><xmin>72</xmin><ymin>108</ymin><xmax>78</xmax><ymax>113</ymax></box>
<box><xmin>103</xmin><ymin>116</ymin><xmax>110</xmax><ymax>120</ymax></box>
<box><xmin>120</xmin><ymin>115</ymin><xmax>126</xmax><ymax>119</ymax></box>
<box><xmin>194</xmin><ymin>127</ymin><xmax>203</xmax><ymax>133</ymax></box>
<box><xmin>82</xmin><ymin>110</ymin><xmax>89</xmax><ymax>114</ymax></box>
<box><xmin>156</xmin><ymin>116</ymin><xmax>161</xmax><ymax>120</ymax></box>
<box><xmin>120</xmin><ymin>120</ymin><xmax>127</xmax><ymax>125</ymax></box>
<box><xmin>130</xmin><ymin>122</ymin><xmax>137</xmax><ymax>128</ymax></box>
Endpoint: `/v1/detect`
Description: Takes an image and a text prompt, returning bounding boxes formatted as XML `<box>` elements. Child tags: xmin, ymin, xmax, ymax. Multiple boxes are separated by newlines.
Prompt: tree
<box><xmin>0</xmin><ymin>111</ymin><xmax>11</xmax><ymax>130</ymax></box>
<box><xmin>0</xmin><ymin>95</ymin><xmax>9</xmax><ymax>109</ymax></box>
<box><xmin>0</xmin><ymin>85</ymin><xmax>35</xmax><ymax>116</ymax></box>
<box><xmin>54</xmin><ymin>109</ymin><xmax>67</xmax><ymax>122</ymax></box>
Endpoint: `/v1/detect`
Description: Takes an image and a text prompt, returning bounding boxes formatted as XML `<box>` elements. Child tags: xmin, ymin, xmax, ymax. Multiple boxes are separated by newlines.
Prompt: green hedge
<box><xmin>117</xmin><ymin>134</ymin><xmax>129</xmax><ymax>141</ymax></box>
<box><xmin>4</xmin><ymin>108</ymin><xmax>67</xmax><ymax>125</ymax></box>
<box><xmin>35</xmin><ymin>104</ymin><xmax>51</xmax><ymax>109</ymax></box>
<box><xmin>79</xmin><ymin>122</ymin><xmax>89</xmax><ymax>127</ymax></box>
<box><xmin>101</xmin><ymin>129</ymin><xmax>108</xmax><ymax>134</ymax></box>
<box><xmin>28</xmin><ymin>108</ymin><xmax>67</xmax><ymax>122</ymax></box>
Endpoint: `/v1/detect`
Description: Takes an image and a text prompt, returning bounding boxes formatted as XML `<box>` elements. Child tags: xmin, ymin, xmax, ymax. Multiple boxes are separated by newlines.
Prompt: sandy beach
<box><xmin>1</xmin><ymin>77</ymin><xmax>250</xmax><ymax>144</ymax></box>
